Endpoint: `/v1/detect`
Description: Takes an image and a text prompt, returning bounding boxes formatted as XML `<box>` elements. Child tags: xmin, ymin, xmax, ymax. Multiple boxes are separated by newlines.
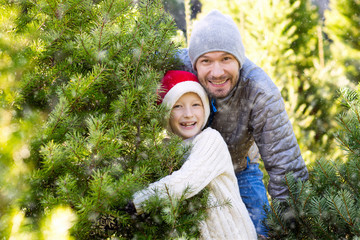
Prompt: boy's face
<box><xmin>169</xmin><ymin>92</ymin><xmax>205</xmax><ymax>139</ymax></box>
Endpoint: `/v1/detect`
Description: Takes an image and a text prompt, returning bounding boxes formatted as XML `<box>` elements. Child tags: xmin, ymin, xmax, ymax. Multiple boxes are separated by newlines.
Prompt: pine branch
<box><xmin>62</xmin><ymin>0</ymin><xmax>86</xmax><ymax>18</ymax></box>
<box><xmin>269</xmin><ymin>201</ymin><xmax>286</xmax><ymax>232</ymax></box>
<box><xmin>164</xmin><ymin>184</ymin><xmax>178</xmax><ymax>231</ymax></box>
<box><xmin>107</xmin><ymin>26</ymin><xmax>139</xmax><ymax>61</ymax></box>
<box><xmin>98</xmin><ymin>0</ymin><xmax>114</xmax><ymax>52</ymax></box>
<box><xmin>79</xmin><ymin>31</ymin><xmax>91</xmax><ymax>58</ymax></box>
<box><xmin>44</xmin><ymin>0</ymin><xmax>57</xmax><ymax>17</ymax></box>
<box><xmin>333</xmin><ymin>160</ymin><xmax>359</xmax><ymax>200</ymax></box>
<box><xmin>95</xmin><ymin>171</ymin><xmax>105</xmax><ymax>210</ymax></box>
<box><xmin>311</xmin><ymin>199</ymin><xmax>336</xmax><ymax>240</ymax></box>
<box><xmin>86</xmin><ymin>115</ymin><xmax>106</xmax><ymax>156</ymax></box>
<box><xmin>68</xmin><ymin>66</ymin><xmax>106</xmax><ymax>110</ymax></box>
<box><xmin>134</xmin><ymin>120</ymin><xmax>142</xmax><ymax>162</ymax></box>
<box><xmin>315</xmin><ymin>159</ymin><xmax>342</xmax><ymax>191</ymax></box>
<box><xmin>336</xmin><ymin>130</ymin><xmax>356</xmax><ymax>154</ymax></box>
<box><xmin>63</xmin><ymin>134</ymin><xmax>84</xmax><ymax>161</ymax></box>
<box><xmin>133</xmin><ymin>39</ymin><xmax>145</xmax><ymax>86</ymax></box>
<box><xmin>284</xmin><ymin>174</ymin><xmax>297</xmax><ymax>208</ymax></box>
<box><xmin>49</xmin><ymin>97</ymin><xmax>69</xmax><ymax>136</ymax></box>
<box><xmin>338</xmin><ymin>116</ymin><xmax>360</xmax><ymax>147</ymax></box>
<box><xmin>301</xmin><ymin>183</ymin><xmax>312</xmax><ymax>210</ymax></box>
<box><xmin>338</xmin><ymin>191</ymin><xmax>354</xmax><ymax>226</ymax></box>
<box><xmin>108</xmin><ymin>0</ymin><xmax>132</xmax><ymax>23</ymax></box>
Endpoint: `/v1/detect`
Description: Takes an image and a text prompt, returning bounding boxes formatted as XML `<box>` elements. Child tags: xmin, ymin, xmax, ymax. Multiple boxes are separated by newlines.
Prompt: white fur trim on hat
<box><xmin>162</xmin><ymin>81</ymin><xmax>210</xmax><ymax>130</ymax></box>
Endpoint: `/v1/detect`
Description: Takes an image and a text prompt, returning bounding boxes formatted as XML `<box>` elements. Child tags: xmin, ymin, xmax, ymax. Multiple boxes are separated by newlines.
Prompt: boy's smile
<box><xmin>169</xmin><ymin>92</ymin><xmax>205</xmax><ymax>139</ymax></box>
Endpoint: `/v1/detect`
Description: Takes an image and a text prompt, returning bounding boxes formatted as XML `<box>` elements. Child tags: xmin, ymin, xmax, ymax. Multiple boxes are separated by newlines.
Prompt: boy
<box><xmin>132</xmin><ymin>70</ymin><xmax>257</xmax><ymax>239</ymax></box>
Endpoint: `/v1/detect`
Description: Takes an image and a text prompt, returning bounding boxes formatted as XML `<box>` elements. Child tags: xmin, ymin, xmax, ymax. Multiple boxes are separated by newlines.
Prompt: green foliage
<box><xmin>4</xmin><ymin>0</ymin><xmax>208</xmax><ymax>238</ymax></box>
<box><xmin>325</xmin><ymin>0</ymin><xmax>360</xmax><ymax>83</ymax></box>
<box><xmin>266</xmin><ymin>86</ymin><xmax>360</xmax><ymax>239</ymax></box>
<box><xmin>2</xmin><ymin>0</ymin><xmax>359</xmax><ymax>238</ymax></box>
<box><xmin>0</xmin><ymin>2</ymin><xmax>43</xmax><ymax>238</ymax></box>
<box><xmin>128</xmin><ymin>187</ymin><xmax>208</xmax><ymax>239</ymax></box>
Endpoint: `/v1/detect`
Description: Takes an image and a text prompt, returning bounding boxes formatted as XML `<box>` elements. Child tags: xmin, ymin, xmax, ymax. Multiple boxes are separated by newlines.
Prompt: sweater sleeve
<box><xmin>133</xmin><ymin>128</ymin><xmax>231</xmax><ymax>212</ymax></box>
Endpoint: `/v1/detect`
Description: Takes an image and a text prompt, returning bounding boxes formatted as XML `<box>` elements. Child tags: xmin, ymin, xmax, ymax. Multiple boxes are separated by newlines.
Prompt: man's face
<box><xmin>195</xmin><ymin>51</ymin><xmax>240</xmax><ymax>98</ymax></box>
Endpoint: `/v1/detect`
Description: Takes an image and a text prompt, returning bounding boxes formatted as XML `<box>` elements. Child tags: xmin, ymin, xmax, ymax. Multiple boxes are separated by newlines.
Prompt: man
<box><xmin>177</xmin><ymin>10</ymin><xmax>308</xmax><ymax>237</ymax></box>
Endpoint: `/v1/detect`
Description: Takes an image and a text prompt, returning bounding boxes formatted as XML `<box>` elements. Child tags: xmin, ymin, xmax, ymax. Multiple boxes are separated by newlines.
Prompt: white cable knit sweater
<box><xmin>133</xmin><ymin>128</ymin><xmax>257</xmax><ymax>240</ymax></box>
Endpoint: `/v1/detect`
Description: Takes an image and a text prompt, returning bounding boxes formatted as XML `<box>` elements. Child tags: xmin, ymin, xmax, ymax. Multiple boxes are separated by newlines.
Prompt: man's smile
<box><xmin>209</xmin><ymin>78</ymin><xmax>228</xmax><ymax>85</ymax></box>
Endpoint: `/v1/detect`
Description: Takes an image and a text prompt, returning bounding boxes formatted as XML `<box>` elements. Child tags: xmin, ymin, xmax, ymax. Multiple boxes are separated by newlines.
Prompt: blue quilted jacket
<box><xmin>177</xmin><ymin>48</ymin><xmax>308</xmax><ymax>200</ymax></box>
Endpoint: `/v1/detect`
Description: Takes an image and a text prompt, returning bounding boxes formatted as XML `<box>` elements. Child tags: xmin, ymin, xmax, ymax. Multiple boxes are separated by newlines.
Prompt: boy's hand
<box><xmin>124</xmin><ymin>200</ymin><xmax>137</xmax><ymax>215</ymax></box>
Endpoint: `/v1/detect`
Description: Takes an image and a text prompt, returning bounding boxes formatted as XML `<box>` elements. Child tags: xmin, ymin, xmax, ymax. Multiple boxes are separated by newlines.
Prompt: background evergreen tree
<box><xmin>325</xmin><ymin>0</ymin><xmax>360</xmax><ymax>84</ymax></box>
<box><xmin>265</xmin><ymin>85</ymin><xmax>360</xmax><ymax>239</ymax></box>
<box><xmin>0</xmin><ymin>2</ymin><xmax>43</xmax><ymax>238</ymax></box>
<box><xmin>162</xmin><ymin>0</ymin><xmax>201</xmax><ymax>37</ymax></box>
<box><xmin>11</xmin><ymin>0</ymin><xmax>207</xmax><ymax>238</ymax></box>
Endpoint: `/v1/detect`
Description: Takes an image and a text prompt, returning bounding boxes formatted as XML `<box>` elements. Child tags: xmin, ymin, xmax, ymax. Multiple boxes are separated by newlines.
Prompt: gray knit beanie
<box><xmin>189</xmin><ymin>10</ymin><xmax>245</xmax><ymax>70</ymax></box>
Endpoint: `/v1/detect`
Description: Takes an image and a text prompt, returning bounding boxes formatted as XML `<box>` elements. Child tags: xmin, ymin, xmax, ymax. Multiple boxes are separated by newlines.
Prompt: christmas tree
<box><xmin>265</xmin><ymin>85</ymin><xmax>360</xmax><ymax>239</ymax></box>
<box><xmin>13</xmin><ymin>0</ymin><xmax>207</xmax><ymax>238</ymax></box>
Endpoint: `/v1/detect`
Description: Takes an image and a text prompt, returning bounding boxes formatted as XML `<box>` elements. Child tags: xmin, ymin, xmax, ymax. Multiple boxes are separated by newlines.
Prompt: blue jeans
<box><xmin>236</xmin><ymin>158</ymin><xmax>269</xmax><ymax>236</ymax></box>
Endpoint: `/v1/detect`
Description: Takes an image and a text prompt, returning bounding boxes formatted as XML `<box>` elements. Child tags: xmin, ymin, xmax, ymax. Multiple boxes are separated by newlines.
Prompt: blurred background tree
<box><xmin>325</xmin><ymin>0</ymin><xmax>360</xmax><ymax>84</ymax></box>
<box><xmin>0</xmin><ymin>2</ymin><xmax>44</xmax><ymax>238</ymax></box>
<box><xmin>163</xmin><ymin>0</ymin><xmax>201</xmax><ymax>40</ymax></box>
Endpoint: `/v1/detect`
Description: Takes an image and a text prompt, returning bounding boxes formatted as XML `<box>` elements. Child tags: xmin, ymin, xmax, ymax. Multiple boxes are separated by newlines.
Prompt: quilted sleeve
<box><xmin>249</xmin><ymin>71</ymin><xmax>308</xmax><ymax>200</ymax></box>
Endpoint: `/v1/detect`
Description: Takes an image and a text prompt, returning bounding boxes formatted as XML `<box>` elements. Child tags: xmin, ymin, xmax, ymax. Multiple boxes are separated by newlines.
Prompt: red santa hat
<box><xmin>158</xmin><ymin>70</ymin><xmax>210</xmax><ymax>130</ymax></box>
